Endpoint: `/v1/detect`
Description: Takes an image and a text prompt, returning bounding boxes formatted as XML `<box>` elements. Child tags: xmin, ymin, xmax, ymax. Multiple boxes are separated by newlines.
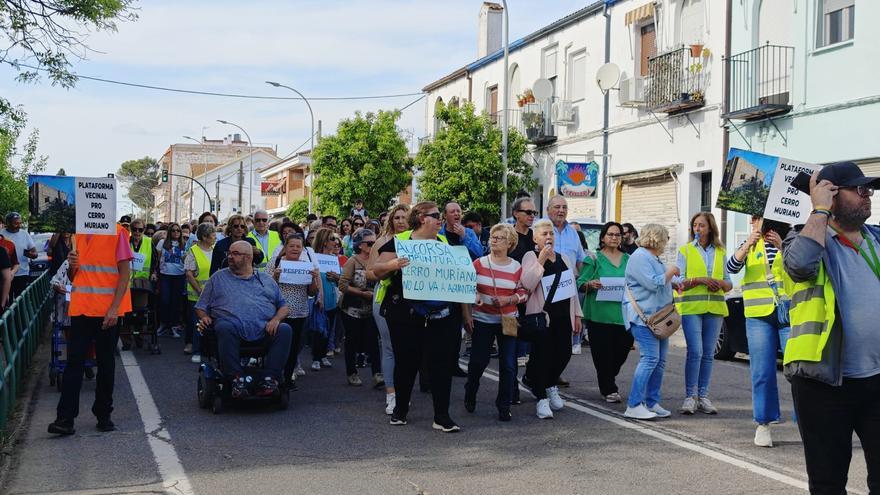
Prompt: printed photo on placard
<box><xmin>716</xmin><ymin>148</ymin><xmax>777</xmax><ymax>217</ymax></box>
<box><xmin>28</xmin><ymin>175</ymin><xmax>76</xmax><ymax>233</ymax></box>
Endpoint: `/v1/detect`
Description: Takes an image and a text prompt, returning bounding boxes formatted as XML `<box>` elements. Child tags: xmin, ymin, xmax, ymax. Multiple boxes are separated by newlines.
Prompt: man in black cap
<box><xmin>782</xmin><ymin>161</ymin><xmax>880</xmax><ymax>494</ymax></box>
<box><xmin>119</xmin><ymin>215</ymin><xmax>132</xmax><ymax>233</ymax></box>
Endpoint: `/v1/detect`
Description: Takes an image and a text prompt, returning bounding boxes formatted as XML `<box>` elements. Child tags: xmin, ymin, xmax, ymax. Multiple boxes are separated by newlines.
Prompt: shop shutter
<box><xmin>619</xmin><ymin>174</ymin><xmax>679</xmax><ymax>263</ymax></box>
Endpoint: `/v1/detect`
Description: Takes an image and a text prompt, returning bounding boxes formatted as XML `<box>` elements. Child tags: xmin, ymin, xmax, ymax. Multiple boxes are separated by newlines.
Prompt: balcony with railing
<box><xmin>646</xmin><ymin>46</ymin><xmax>706</xmax><ymax>114</ymax></box>
<box><xmin>490</xmin><ymin>99</ymin><xmax>558</xmax><ymax>146</ymax></box>
<box><xmin>723</xmin><ymin>44</ymin><xmax>794</xmax><ymax>121</ymax></box>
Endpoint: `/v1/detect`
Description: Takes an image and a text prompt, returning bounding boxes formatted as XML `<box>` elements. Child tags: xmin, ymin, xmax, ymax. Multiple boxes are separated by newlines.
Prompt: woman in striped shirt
<box><xmin>463</xmin><ymin>224</ymin><xmax>528</xmax><ymax>422</ymax></box>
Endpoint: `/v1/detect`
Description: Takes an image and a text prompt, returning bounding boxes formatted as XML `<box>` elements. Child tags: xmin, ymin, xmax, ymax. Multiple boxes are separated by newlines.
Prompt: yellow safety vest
<box><xmin>247</xmin><ymin>230</ymin><xmax>281</xmax><ymax>268</ymax></box>
<box><xmin>130</xmin><ymin>239</ymin><xmax>152</xmax><ymax>281</ymax></box>
<box><xmin>187</xmin><ymin>244</ymin><xmax>212</xmax><ymax>302</ymax></box>
<box><xmin>674</xmin><ymin>243</ymin><xmax>729</xmax><ymax>316</ymax></box>
<box><xmin>782</xmin><ymin>261</ymin><xmax>836</xmax><ymax>365</ymax></box>
<box><xmin>375</xmin><ymin>230</ymin><xmax>449</xmax><ymax>304</ymax></box>
<box><xmin>741</xmin><ymin>239</ymin><xmax>787</xmax><ymax>318</ymax></box>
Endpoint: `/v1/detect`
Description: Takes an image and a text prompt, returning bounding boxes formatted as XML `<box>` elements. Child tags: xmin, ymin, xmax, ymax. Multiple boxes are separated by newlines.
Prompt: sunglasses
<box><xmin>171</xmin><ymin>229</ymin><xmax>181</xmax><ymax>233</ymax></box>
<box><xmin>231</xmin><ymin>224</ymin><xmax>246</xmax><ymax>229</ymax></box>
<box><xmin>255</xmin><ymin>218</ymin><xmax>268</xmax><ymax>222</ymax></box>
<box><xmin>423</xmin><ymin>212</ymin><xmax>441</xmax><ymax>219</ymax></box>
<box><xmin>362</xmin><ymin>240</ymin><xmax>376</xmax><ymax>247</ymax></box>
<box><xmin>354</xmin><ymin>222</ymin><xmax>365</xmax><ymax>227</ymax></box>
<box><xmin>132</xmin><ymin>227</ymin><xmax>145</xmax><ymax>233</ymax></box>
<box><xmin>516</xmin><ymin>209</ymin><xmax>539</xmax><ymax>216</ymax></box>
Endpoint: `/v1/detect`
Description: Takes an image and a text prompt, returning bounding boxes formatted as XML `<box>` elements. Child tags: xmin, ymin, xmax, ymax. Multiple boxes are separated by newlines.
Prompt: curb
<box><xmin>0</xmin><ymin>321</ymin><xmax>52</xmax><ymax>493</ymax></box>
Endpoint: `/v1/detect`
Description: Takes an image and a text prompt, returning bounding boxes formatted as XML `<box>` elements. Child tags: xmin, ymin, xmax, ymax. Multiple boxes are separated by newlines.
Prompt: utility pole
<box><xmin>238</xmin><ymin>161</ymin><xmax>244</xmax><ymax>214</ymax></box>
<box><xmin>215</xmin><ymin>179</ymin><xmax>221</xmax><ymax>217</ymax></box>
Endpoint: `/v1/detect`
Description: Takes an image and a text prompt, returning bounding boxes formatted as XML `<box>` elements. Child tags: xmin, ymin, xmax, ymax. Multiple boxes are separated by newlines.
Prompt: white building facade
<box><xmin>183</xmin><ymin>149</ymin><xmax>281</xmax><ymax>221</ymax></box>
<box><xmin>423</xmin><ymin>0</ymin><xmax>730</xmax><ymax>261</ymax></box>
<box><xmin>724</xmin><ymin>0</ymin><xmax>880</xmax><ymax>244</ymax></box>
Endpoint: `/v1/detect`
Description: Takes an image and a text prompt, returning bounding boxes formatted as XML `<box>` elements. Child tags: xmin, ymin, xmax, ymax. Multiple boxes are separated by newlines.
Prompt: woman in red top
<box><xmin>463</xmin><ymin>224</ymin><xmax>528</xmax><ymax>422</ymax></box>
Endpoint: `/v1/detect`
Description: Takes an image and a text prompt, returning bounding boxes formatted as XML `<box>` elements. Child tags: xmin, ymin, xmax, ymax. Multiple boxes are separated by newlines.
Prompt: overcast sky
<box><xmin>1</xmin><ymin>0</ymin><xmax>589</xmax><ymax>206</ymax></box>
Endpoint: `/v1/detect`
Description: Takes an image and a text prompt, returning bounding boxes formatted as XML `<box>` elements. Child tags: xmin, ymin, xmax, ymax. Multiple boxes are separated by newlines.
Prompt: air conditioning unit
<box><xmin>551</xmin><ymin>100</ymin><xmax>575</xmax><ymax>125</ymax></box>
<box><xmin>618</xmin><ymin>76</ymin><xmax>646</xmax><ymax>107</ymax></box>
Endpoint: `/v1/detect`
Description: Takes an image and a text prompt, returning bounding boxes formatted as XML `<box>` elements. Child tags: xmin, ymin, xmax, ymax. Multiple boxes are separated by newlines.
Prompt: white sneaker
<box><xmin>624</xmin><ymin>404</ymin><xmax>658</xmax><ymax>420</ymax></box>
<box><xmin>648</xmin><ymin>403</ymin><xmax>671</xmax><ymax>418</ymax></box>
<box><xmin>294</xmin><ymin>365</ymin><xmax>306</xmax><ymax>376</ymax></box>
<box><xmin>605</xmin><ymin>392</ymin><xmax>622</xmax><ymax>403</ymax></box>
<box><xmin>754</xmin><ymin>424</ymin><xmax>774</xmax><ymax>447</ymax></box>
<box><xmin>171</xmin><ymin>327</ymin><xmax>183</xmax><ymax>339</ymax></box>
<box><xmin>546</xmin><ymin>386</ymin><xmax>564</xmax><ymax>411</ymax></box>
<box><xmin>517</xmin><ymin>356</ymin><xmax>528</xmax><ymax>367</ymax></box>
<box><xmin>311</xmin><ymin>360</ymin><xmax>321</xmax><ymax>371</ymax></box>
<box><xmin>190</xmin><ymin>354</ymin><xmax>201</xmax><ymax>364</ymax></box>
<box><xmin>320</xmin><ymin>357</ymin><xmax>333</xmax><ymax>368</ymax></box>
<box><xmin>385</xmin><ymin>393</ymin><xmax>396</xmax><ymax>416</ymax></box>
<box><xmin>698</xmin><ymin>396</ymin><xmax>718</xmax><ymax>414</ymax></box>
<box><xmin>680</xmin><ymin>397</ymin><xmax>697</xmax><ymax>415</ymax></box>
<box><xmin>571</xmin><ymin>343</ymin><xmax>582</xmax><ymax>355</ymax></box>
<box><xmin>536</xmin><ymin>399</ymin><xmax>554</xmax><ymax>419</ymax></box>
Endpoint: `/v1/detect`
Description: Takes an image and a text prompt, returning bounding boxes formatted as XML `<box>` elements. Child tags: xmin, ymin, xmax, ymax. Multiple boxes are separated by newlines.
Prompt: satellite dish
<box><xmin>596</xmin><ymin>63</ymin><xmax>621</xmax><ymax>92</ymax></box>
<box><xmin>532</xmin><ymin>78</ymin><xmax>554</xmax><ymax>101</ymax></box>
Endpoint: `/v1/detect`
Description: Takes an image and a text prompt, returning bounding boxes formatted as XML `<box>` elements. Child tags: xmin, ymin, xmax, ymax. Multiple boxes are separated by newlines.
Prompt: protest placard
<box><xmin>596</xmin><ymin>276</ymin><xmax>625</xmax><ymax>302</ymax></box>
<box><xmin>394</xmin><ymin>239</ymin><xmax>477</xmax><ymax>304</ymax></box>
<box><xmin>541</xmin><ymin>269</ymin><xmax>577</xmax><ymax>303</ymax></box>
<box><xmin>27</xmin><ymin>175</ymin><xmax>117</xmax><ymax>235</ymax></box>
<box><xmin>131</xmin><ymin>252</ymin><xmax>146</xmax><ymax>272</ymax></box>
<box><xmin>315</xmin><ymin>254</ymin><xmax>341</xmax><ymax>273</ymax></box>
<box><xmin>716</xmin><ymin>148</ymin><xmax>819</xmax><ymax>223</ymax></box>
<box><xmin>278</xmin><ymin>260</ymin><xmax>314</xmax><ymax>284</ymax></box>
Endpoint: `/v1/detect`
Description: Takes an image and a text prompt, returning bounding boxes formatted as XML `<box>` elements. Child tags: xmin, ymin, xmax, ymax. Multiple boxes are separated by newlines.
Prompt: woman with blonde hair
<box><xmin>622</xmin><ymin>223</ymin><xmax>681</xmax><ymax>420</ymax></box>
<box><xmin>367</xmin><ymin>204</ymin><xmax>410</xmax><ymax>415</ymax></box>
<box><xmin>676</xmin><ymin>212</ymin><xmax>732</xmax><ymax>415</ymax></box>
<box><xmin>463</xmin><ymin>223</ymin><xmax>528</xmax><ymax>421</ymax></box>
<box><xmin>520</xmin><ymin>219</ymin><xmax>584</xmax><ymax>419</ymax></box>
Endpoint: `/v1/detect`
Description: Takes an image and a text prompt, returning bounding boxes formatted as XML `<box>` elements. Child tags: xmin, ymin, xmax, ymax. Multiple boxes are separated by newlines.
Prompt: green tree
<box><xmin>285</xmin><ymin>199</ymin><xmax>309</xmax><ymax>224</ymax></box>
<box><xmin>0</xmin><ymin>106</ymin><xmax>47</xmax><ymax>218</ymax></box>
<box><xmin>415</xmin><ymin>101</ymin><xmax>534</xmax><ymax>223</ymax></box>
<box><xmin>312</xmin><ymin>110</ymin><xmax>412</xmax><ymax>219</ymax></box>
<box><xmin>116</xmin><ymin>156</ymin><xmax>159</xmax><ymax>211</ymax></box>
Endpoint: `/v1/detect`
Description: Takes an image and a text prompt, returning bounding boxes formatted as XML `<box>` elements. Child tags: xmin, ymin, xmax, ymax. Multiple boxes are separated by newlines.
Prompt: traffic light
<box><xmin>209</xmin><ymin>199</ymin><xmax>216</xmax><ymax>211</ymax></box>
<box><xmin>161</xmin><ymin>169</ymin><xmax>168</xmax><ymax>183</ymax></box>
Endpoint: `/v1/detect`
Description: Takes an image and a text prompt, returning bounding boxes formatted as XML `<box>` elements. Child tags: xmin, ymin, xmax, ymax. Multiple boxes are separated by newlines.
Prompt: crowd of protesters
<box><xmin>9</xmin><ymin>163</ymin><xmax>877</xmax><ymax>493</ymax></box>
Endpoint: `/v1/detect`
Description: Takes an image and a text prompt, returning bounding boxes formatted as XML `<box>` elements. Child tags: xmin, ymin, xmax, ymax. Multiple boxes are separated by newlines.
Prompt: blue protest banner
<box><xmin>394</xmin><ymin>239</ymin><xmax>477</xmax><ymax>304</ymax></box>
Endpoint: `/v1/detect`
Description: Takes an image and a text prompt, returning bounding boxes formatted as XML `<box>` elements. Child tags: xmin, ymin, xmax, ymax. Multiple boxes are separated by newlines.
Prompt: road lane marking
<box><xmin>471</xmin><ymin>363</ymin><xmax>824</xmax><ymax>493</ymax></box>
<box><xmin>120</xmin><ymin>351</ymin><xmax>195</xmax><ymax>495</ymax></box>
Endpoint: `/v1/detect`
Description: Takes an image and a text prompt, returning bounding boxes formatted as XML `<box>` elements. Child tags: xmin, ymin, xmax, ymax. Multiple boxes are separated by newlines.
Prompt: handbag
<box><xmin>625</xmin><ymin>285</ymin><xmax>681</xmax><ymax>339</ymax></box>
<box><xmin>486</xmin><ymin>257</ymin><xmax>519</xmax><ymax>337</ymax></box>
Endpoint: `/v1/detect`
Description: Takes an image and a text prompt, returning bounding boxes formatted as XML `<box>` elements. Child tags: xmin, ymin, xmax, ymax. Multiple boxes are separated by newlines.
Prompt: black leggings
<box><xmin>341</xmin><ymin>312</ymin><xmax>380</xmax><ymax>376</ymax></box>
<box><xmin>283</xmin><ymin>317</ymin><xmax>306</xmax><ymax>385</ymax></box>
<box><xmin>529</xmin><ymin>313</ymin><xmax>572</xmax><ymax>399</ymax></box>
<box><xmin>587</xmin><ymin>321</ymin><xmax>633</xmax><ymax>396</ymax></box>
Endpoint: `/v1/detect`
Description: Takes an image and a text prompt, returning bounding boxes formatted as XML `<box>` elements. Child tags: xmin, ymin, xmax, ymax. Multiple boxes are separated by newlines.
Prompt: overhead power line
<box><xmin>8</xmin><ymin>62</ymin><xmax>424</xmax><ymax>101</ymax></box>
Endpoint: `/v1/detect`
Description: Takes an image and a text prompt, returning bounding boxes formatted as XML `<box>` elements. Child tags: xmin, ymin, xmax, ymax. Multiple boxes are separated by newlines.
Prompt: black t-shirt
<box><xmin>543</xmin><ymin>256</ymin><xmax>572</xmax><ymax>327</ymax></box>
<box><xmin>509</xmin><ymin>229</ymin><xmax>536</xmax><ymax>263</ymax></box>
<box><xmin>621</xmin><ymin>242</ymin><xmax>638</xmax><ymax>255</ymax></box>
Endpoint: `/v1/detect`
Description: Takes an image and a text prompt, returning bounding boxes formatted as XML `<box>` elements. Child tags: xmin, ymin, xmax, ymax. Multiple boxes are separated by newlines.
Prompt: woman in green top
<box><xmin>577</xmin><ymin>221</ymin><xmax>633</xmax><ymax>403</ymax></box>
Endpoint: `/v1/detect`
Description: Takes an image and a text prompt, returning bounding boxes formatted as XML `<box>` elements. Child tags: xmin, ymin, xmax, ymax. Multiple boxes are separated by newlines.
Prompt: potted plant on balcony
<box><xmin>690</xmin><ymin>42</ymin><xmax>704</xmax><ymax>57</ymax></box>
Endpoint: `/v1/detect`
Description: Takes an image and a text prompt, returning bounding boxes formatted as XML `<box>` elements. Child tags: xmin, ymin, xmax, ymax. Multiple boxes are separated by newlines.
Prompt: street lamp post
<box><xmin>265</xmin><ymin>81</ymin><xmax>315</xmax><ymax>213</ymax></box>
<box><xmin>183</xmin><ymin>135</ymin><xmax>210</xmax><ymax>214</ymax></box>
<box><xmin>217</xmin><ymin>120</ymin><xmax>254</xmax><ymax>215</ymax></box>
<box><xmin>500</xmin><ymin>0</ymin><xmax>510</xmax><ymax>218</ymax></box>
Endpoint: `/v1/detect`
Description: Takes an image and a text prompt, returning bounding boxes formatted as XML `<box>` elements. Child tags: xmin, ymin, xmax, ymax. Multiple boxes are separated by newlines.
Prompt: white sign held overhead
<box><xmin>74</xmin><ymin>177</ymin><xmax>117</xmax><ymax>235</ymax></box>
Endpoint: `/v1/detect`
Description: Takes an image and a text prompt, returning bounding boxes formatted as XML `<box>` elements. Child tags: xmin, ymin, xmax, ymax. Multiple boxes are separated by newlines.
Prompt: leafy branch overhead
<box><xmin>1</xmin><ymin>0</ymin><xmax>138</xmax><ymax>87</ymax></box>
<box><xmin>415</xmin><ymin>100</ymin><xmax>535</xmax><ymax>223</ymax></box>
<box><xmin>312</xmin><ymin>110</ymin><xmax>412</xmax><ymax>219</ymax></box>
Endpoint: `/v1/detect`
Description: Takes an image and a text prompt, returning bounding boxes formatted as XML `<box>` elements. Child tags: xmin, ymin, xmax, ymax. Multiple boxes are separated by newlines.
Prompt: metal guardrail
<box><xmin>723</xmin><ymin>44</ymin><xmax>794</xmax><ymax>120</ymax></box>
<box><xmin>1</xmin><ymin>271</ymin><xmax>52</xmax><ymax>436</ymax></box>
<box><xmin>647</xmin><ymin>46</ymin><xmax>706</xmax><ymax>114</ymax></box>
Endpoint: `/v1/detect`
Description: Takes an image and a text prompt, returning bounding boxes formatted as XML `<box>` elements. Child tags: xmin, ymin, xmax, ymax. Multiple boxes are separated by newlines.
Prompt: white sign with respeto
<box><xmin>315</xmin><ymin>254</ymin><xmax>341</xmax><ymax>273</ymax></box>
<box><xmin>278</xmin><ymin>260</ymin><xmax>314</xmax><ymax>284</ymax></box>
<box><xmin>74</xmin><ymin>177</ymin><xmax>117</xmax><ymax>235</ymax></box>
<box><xmin>541</xmin><ymin>269</ymin><xmax>577</xmax><ymax>303</ymax></box>
<box><xmin>596</xmin><ymin>276</ymin><xmax>626</xmax><ymax>302</ymax></box>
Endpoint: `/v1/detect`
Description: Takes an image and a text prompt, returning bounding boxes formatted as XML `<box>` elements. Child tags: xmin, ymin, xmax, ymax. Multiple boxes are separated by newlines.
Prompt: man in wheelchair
<box><xmin>195</xmin><ymin>241</ymin><xmax>292</xmax><ymax>399</ymax></box>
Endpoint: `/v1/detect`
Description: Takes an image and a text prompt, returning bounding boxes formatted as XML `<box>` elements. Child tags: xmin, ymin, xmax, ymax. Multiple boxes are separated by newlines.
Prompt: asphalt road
<box><xmin>4</xmin><ymin>333</ymin><xmax>870</xmax><ymax>495</ymax></box>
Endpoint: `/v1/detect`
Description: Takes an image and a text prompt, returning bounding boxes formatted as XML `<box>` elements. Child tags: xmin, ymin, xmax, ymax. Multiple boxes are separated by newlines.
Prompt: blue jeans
<box><xmin>373</xmin><ymin>301</ymin><xmax>395</xmax><ymax>389</ymax></box>
<box><xmin>627</xmin><ymin>323</ymin><xmax>668</xmax><ymax>408</ymax></box>
<box><xmin>159</xmin><ymin>274</ymin><xmax>186</xmax><ymax>327</ymax></box>
<box><xmin>464</xmin><ymin>320</ymin><xmax>517</xmax><ymax>411</ymax></box>
<box><xmin>681</xmin><ymin>313</ymin><xmax>723</xmax><ymax>398</ymax></box>
<box><xmin>214</xmin><ymin>320</ymin><xmax>292</xmax><ymax>381</ymax></box>
<box><xmin>746</xmin><ymin>314</ymin><xmax>790</xmax><ymax>424</ymax></box>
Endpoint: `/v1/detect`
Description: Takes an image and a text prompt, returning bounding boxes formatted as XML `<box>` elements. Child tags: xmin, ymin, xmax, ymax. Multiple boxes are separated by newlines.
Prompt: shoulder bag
<box><xmin>486</xmin><ymin>257</ymin><xmax>519</xmax><ymax>337</ymax></box>
<box><xmin>625</xmin><ymin>285</ymin><xmax>681</xmax><ymax>339</ymax></box>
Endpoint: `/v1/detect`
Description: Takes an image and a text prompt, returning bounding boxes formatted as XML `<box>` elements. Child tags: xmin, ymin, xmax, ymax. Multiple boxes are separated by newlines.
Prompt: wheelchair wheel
<box><xmin>211</xmin><ymin>395</ymin><xmax>223</xmax><ymax>414</ymax></box>
<box><xmin>197</xmin><ymin>373</ymin><xmax>213</xmax><ymax>409</ymax></box>
<box><xmin>278</xmin><ymin>388</ymin><xmax>290</xmax><ymax>410</ymax></box>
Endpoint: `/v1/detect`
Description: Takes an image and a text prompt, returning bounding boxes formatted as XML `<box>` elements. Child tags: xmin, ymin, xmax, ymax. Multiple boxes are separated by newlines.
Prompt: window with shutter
<box><xmin>640</xmin><ymin>24</ymin><xmax>656</xmax><ymax>77</ymax></box>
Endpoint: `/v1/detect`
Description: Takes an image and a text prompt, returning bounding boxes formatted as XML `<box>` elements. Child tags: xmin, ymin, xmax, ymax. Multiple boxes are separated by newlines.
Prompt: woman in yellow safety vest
<box><xmin>184</xmin><ymin>222</ymin><xmax>216</xmax><ymax>363</ymax></box>
<box><xmin>124</xmin><ymin>218</ymin><xmax>157</xmax><ymax>351</ymax></box>
<box><xmin>675</xmin><ymin>212</ymin><xmax>732</xmax><ymax>416</ymax></box>
<box><xmin>726</xmin><ymin>216</ymin><xmax>790</xmax><ymax>448</ymax></box>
